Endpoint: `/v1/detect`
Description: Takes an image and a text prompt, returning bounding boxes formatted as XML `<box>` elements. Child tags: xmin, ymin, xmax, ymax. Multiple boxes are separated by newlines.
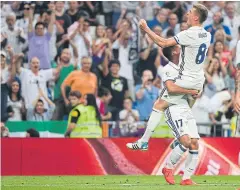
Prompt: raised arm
<box><xmin>48</xmin><ymin>7</ymin><xmax>56</xmax><ymax>34</ymax></box>
<box><xmin>39</xmin><ymin>88</ymin><xmax>55</xmax><ymax>107</ymax></box>
<box><xmin>102</xmin><ymin>48</ymin><xmax>111</xmax><ymax>76</ymax></box>
<box><xmin>28</xmin><ymin>6</ymin><xmax>34</xmax><ymax>33</ymax></box>
<box><xmin>139</xmin><ymin>19</ymin><xmax>177</xmax><ymax>48</ymax></box>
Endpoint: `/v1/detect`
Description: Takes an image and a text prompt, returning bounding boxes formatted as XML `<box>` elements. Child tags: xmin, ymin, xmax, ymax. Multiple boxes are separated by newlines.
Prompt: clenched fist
<box><xmin>139</xmin><ymin>19</ymin><xmax>148</xmax><ymax>31</ymax></box>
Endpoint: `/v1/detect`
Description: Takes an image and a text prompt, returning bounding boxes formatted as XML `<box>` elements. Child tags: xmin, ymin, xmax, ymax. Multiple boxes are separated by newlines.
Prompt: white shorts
<box><xmin>164</xmin><ymin>104</ymin><xmax>200</xmax><ymax>139</ymax></box>
<box><xmin>161</xmin><ymin>76</ymin><xmax>205</xmax><ymax>105</ymax></box>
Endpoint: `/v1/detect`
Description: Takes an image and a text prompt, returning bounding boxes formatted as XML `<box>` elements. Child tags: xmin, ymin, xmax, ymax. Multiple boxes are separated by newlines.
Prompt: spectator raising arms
<box><xmin>101</xmin><ymin>51</ymin><xmax>129</xmax><ymax>120</ymax></box>
<box><xmin>204</xmin><ymin>57</ymin><xmax>227</xmax><ymax>98</ymax></box>
<box><xmin>135</xmin><ymin>70</ymin><xmax>159</xmax><ymax>121</ymax></box>
<box><xmin>16</xmin><ymin>57</ymin><xmax>60</xmax><ymax>109</ymax></box>
<box><xmin>28</xmin><ymin>4</ymin><xmax>55</xmax><ymax>69</ymax></box>
<box><xmin>27</xmin><ymin>88</ymin><xmax>55</xmax><ymax>121</ymax></box>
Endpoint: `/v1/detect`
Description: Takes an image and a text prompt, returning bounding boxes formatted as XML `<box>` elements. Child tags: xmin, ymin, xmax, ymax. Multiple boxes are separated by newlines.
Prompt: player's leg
<box><xmin>162</xmin><ymin>106</ymin><xmax>192</xmax><ymax>185</ymax></box>
<box><xmin>181</xmin><ymin>119</ymin><xmax>200</xmax><ymax>185</ymax></box>
<box><xmin>126</xmin><ymin>98</ymin><xmax>169</xmax><ymax>150</ymax></box>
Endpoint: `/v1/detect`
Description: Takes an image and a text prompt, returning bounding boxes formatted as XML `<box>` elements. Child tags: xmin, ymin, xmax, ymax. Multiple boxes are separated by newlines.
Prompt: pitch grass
<box><xmin>1</xmin><ymin>176</ymin><xmax>240</xmax><ymax>190</ymax></box>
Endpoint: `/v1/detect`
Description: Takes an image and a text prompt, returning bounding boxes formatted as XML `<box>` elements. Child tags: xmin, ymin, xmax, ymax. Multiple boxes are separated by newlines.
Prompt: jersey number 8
<box><xmin>195</xmin><ymin>43</ymin><xmax>207</xmax><ymax>64</ymax></box>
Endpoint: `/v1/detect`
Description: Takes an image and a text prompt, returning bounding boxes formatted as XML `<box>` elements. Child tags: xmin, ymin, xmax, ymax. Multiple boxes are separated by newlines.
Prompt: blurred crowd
<box><xmin>1</xmin><ymin>1</ymin><xmax>240</xmax><ymax>137</ymax></box>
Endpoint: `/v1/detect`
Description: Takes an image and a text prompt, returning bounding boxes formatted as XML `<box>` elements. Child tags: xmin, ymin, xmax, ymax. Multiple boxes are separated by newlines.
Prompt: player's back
<box><xmin>174</xmin><ymin>26</ymin><xmax>211</xmax><ymax>82</ymax></box>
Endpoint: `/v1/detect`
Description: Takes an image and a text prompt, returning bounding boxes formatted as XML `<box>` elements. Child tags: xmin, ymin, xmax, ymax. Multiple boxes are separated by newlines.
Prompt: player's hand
<box><xmin>139</xmin><ymin>19</ymin><xmax>148</xmax><ymax>31</ymax></box>
<box><xmin>189</xmin><ymin>89</ymin><xmax>199</xmax><ymax>96</ymax></box>
<box><xmin>234</xmin><ymin>96</ymin><xmax>240</xmax><ymax>114</ymax></box>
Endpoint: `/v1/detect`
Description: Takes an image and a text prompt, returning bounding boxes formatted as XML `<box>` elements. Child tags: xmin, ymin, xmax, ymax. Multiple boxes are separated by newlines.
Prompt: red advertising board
<box><xmin>1</xmin><ymin>138</ymin><xmax>240</xmax><ymax>176</ymax></box>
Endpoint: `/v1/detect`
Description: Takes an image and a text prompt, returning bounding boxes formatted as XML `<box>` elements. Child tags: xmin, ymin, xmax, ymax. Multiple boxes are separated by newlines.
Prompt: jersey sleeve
<box><xmin>162</xmin><ymin>67</ymin><xmax>176</xmax><ymax>82</ymax></box>
<box><xmin>70</xmin><ymin>109</ymin><xmax>81</xmax><ymax>124</ymax></box>
<box><xmin>174</xmin><ymin>30</ymin><xmax>193</xmax><ymax>46</ymax></box>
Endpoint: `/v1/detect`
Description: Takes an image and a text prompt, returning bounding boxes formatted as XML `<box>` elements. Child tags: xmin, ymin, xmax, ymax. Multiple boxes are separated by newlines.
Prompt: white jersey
<box><xmin>174</xmin><ymin>26</ymin><xmax>211</xmax><ymax>82</ymax></box>
<box><xmin>161</xmin><ymin>61</ymin><xmax>179</xmax><ymax>82</ymax></box>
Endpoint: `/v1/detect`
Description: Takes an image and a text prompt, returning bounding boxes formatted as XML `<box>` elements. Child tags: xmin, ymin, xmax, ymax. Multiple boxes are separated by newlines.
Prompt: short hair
<box><xmin>81</xmin><ymin>56</ymin><xmax>92</xmax><ymax>64</ymax></box>
<box><xmin>37</xmin><ymin>99</ymin><xmax>44</xmax><ymax>104</ymax></box>
<box><xmin>124</xmin><ymin>97</ymin><xmax>133</xmax><ymax>102</ymax></box>
<box><xmin>98</xmin><ymin>87</ymin><xmax>110</xmax><ymax>97</ymax></box>
<box><xmin>6</xmin><ymin>12</ymin><xmax>16</xmax><ymax>20</ymax></box>
<box><xmin>69</xmin><ymin>91</ymin><xmax>82</xmax><ymax>99</ymax></box>
<box><xmin>162</xmin><ymin>46</ymin><xmax>176</xmax><ymax>61</ymax></box>
<box><xmin>35</xmin><ymin>22</ymin><xmax>45</xmax><ymax>29</ymax></box>
<box><xmin>109</xmin><ymin>59</ymin><xmax>121</xmax><ymax>68</ymax></box>
<box><xmin>26</xmin><ymin>128</ymin><xmax>40</xmax><ymax>137</ymax></box>
<box><xmin>193</xmin><ymin>4</ymin><xmax>208</xmax><ymax>24</ymax></box>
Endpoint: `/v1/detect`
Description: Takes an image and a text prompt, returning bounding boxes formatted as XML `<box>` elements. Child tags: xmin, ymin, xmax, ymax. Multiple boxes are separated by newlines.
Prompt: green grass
<box><xmin>1</xmin><ymin>176</ymin><xmax>240</xmax><ymax>190</ymax></box>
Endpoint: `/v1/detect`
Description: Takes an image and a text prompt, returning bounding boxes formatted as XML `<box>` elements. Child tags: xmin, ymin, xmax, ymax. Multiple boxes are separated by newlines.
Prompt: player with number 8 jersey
<box><xmin>127</xmin><ymin>3</ymin><xmax>211</xmax><ymax>186</ymax></box>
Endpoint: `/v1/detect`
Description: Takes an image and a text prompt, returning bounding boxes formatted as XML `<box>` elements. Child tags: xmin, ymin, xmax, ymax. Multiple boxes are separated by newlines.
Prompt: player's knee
<box><xmin>153</xmin><ymin>99</ymin><xmax>168</xmax><ymax>111</ymax></box>
<box><xmin>179</xmin><ymin>135</ymin><xmax>191</xmax><ymax>148</ymax></box>
<box><xmin>190</xmin><ymin>138</ymin><xmax>199</xmax><ymax>150</ymax></box>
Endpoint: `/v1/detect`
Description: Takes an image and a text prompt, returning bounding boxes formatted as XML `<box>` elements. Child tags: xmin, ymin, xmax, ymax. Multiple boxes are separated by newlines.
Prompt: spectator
<box><xmin>180</xmin><ymin>21</ymin><xmax>188</xmax><ymax>31</ymax></box>
<box><xmin>112</xmin><ymin>25</ymin><xmax>134</xmax><ymax>99</ymax></box>
<box><xmin>119</xmin><ymin>97</ymin><xmax>139</xmax><ymax>123</ymax></box>
<box><xmin>55</xmin><ymin>1</ymin><xmax>72</xmax><ymax>49</ymax></box>
<box><xmin>66</xmin><ymin>1</ymin><xmax>80</xmax><ymax>23</ymax></box>
<box><xmin>223</xmin><ymin>2</ymin><xmax>240</xmax><ymax>42</ymax></box>
<box><xmin>16</xmin><ymin>3</ymin><xmax>34</xmax><ymax>36</ymax></box>
<box><xmin>136</xmin><ymin>2</ymin><xmax>159</xmax><ymax>22</ymax></box>
<box><xmin>97</xmin><ymin>87</ymin><xmax>112</xmax><ymax>121</ymax></box>
<box><xmin>26</xmin><ymin>88</ymin><xmax>55</xmax><ymax>121</ymax></box>
<box><xmin>139</xmin><ymin>28</ymin><xmax>163</xmax><ymax>79</ymax></box>
<box><xmin>16</xmin><ymin>57</ymin><xmax>59</xmax><ymax>109</ymax></box>
<box><xmin>1</xmin><ymin>12</ymin><xmax>26</xmax><ymax>54</ymax></box>
<box><xmin>102</xmin><ymin>1</ymin><xmax>113</xmax><ymax>27</ymax></box>
<box><xmin>147</xmin><ymin>8</ymin><xmax>169</xmax><ymax>30</ymax></box>
<box><xmin>26</xmin><ymin>128</ymin><xmax>40</xmax><ymax>137</ymax></box>
<box><xmin>1</xmin><ymin>122</ymin><xmax>9</xmax><ymax>138</ymax></box>
<box><xmin>162</xmin><ymin>13</ymin><xmax>180</xmax><ymax>37</ymax></box>
<box><xmin>0</xmin><ymin>2</ymin><xmax>12</xmax><ymax>28</ymax></box>
<box><xmin>212</xmin><ymin>40</ymin><xmax>232</xmax><ymax>66</ymax></box>
<box><xmin>69</xmin><ymin>18</ymin><xmax>92</xmax><ymax>66</ymax></box>
<box><xmin>208</xmin><ymin>90</ymin><xmax>232</xmax><ymax>136</ymax></box>
<box><xmin>163</xmin><ymin>1</ymin><xmax>185</xmax><ymax>22</ymax></box>
<box><xmin>106</xmin><ymin>27</ymin><xmax>115</xmax><ymax>43</ymax></box>
<box><xmin>7</xmin><ymin>78</ymin><xmax>26</xmax><ymax>121</ymax></box>
<box><xmin>135</xmin><ymin>70</ymin><xmax>159</xmax><ymax>121</ymax></box>
<box><xmin>101</xmin><ymin>55</ymin><xmax>129</xmax><ymax>120</ymax></box>
<box><xmin>192</xmin><ymin>93</ymin><xmax>211</xmax><ymax>136</ymax></box>
<box><xmin>28</xmin><ymin>6</ymin><xmax>55</xmax><ymax>69</ymax></box>
<box><xmin>205</xmin><ymin>11</ymin><xmax>232</xmax><ymax>44</ymax></box>
<box><xmin>52</xmin><ymin>47</ymin><xmax>77</xmax><ymax>120</ymax></box>
<box><xmin>38</xmin><ymin>8</ymin><xmax>64</xmax><ymax>62</ymax></box>
<box><xmin>92</xmin><ymin>24</ymin><xmax>111</xmax><ymax>72</ymax></box>
<box><xmin>204</xmin><ymin>57</ymin><xmax>227</xmax><ymax>98</ymax></box>
<box><xmin>61</xmin><ymin>56</ymin><xmax>97</xmax><ymax>106</ymax></box>
<box><xmin>1</xmin><ymin>50</ymin><xmax>16</xmax><ymax>122</ymax></box>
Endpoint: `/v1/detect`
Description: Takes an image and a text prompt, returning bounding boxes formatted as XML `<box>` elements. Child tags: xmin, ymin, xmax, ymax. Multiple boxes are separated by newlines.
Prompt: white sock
<box><xmin>139</xmin><ymin>109</ymin><xmax>163</xmax><ymax>143</ymax></box>
<box><xmin>166</xmin><ymin>144</ymin><xmax>187</xmax><ymax>169</ymax></box>
<box><xmin>182</xmin><ymin>150</ymin><xmax>199</xmax><ymax>180</ymax></box>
